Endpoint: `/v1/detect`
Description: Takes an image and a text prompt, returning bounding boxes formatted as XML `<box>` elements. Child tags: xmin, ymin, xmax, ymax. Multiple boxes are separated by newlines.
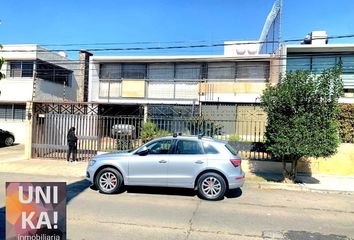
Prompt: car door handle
<box><xmin>195</xmin><ymin>160</ymin><xmax>204</xmax><ymax>164</ymax></box>
<box><xmin>158</xmin><ymin>160</ymin><xmax>167</xmax><ymax>163</ymax></box>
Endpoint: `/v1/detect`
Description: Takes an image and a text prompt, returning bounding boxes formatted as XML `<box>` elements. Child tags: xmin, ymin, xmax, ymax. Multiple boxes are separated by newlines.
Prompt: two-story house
<box><xmin>284</xmin><ymin>31</ymin><xmax>354</xmax><ymax>103</ymax></box>
<box><xmin>88</xmin><ymin>42</ymin><xmax>279</xmax><ymax>135</ymax></box>
<box><xmin>0</xmin><ymin>44</ymin><xmax>79</xmax><ymax>143</ymax></box>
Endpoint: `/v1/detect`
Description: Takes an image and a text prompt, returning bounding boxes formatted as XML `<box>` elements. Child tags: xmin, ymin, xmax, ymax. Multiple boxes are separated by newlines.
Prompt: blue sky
<box><xmin>1</xmin><ymin>0</ymin><xmax>354</xmax><ymax>57</ymax></box>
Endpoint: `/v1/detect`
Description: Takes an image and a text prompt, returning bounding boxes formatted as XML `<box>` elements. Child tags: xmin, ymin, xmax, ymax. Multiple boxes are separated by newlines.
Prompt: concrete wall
<box><xmin>0</xmin><ymin>120</ymin><xmax>27</xmax><ymax>144</ymax></box>
<box><xmin>35</xmin><ymin>78</ymin><xmax>76</xmax><ymax>102</ymax></box>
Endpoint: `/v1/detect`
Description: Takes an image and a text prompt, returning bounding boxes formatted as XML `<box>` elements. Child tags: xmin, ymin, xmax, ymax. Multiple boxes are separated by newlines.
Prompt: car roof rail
<box><xmin>198</xmin><ymin>132</ymin><xmax>205</xmax><ymax>139</ymax></box>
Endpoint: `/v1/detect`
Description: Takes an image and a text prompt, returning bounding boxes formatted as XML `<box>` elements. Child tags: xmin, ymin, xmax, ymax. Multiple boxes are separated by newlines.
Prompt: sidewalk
<box><xmin>0</xmin><ymin>156</ymin><xmax>353</xmax><ymax>194</ymax></box>
<box><xmin>246</xmin><ymin>172</ymin><xmax>354</xmax><ymax>193</ymax></box>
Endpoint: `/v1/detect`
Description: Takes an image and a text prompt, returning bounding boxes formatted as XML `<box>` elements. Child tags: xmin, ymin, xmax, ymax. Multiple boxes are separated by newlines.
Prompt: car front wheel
<box><xmin>197</xmin><ymin>172</ymin><xmax>226</xmax><ymax>201</ymax></box>
<box><xmin>4</xmin><ymin>137</ymin><xmax>14</xmax><ymax>146</ymax></box>
<box><xmin>95</xmin><ymin>168</ymin><xmax>123</xmax><ymax>194</ymax></box>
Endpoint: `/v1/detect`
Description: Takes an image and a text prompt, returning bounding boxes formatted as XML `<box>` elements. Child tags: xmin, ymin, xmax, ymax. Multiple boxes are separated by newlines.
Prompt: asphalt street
<box><xmin>0</xmin><ymin>173</ymin><xmax>353</xmax><ymax>240</ymax></box>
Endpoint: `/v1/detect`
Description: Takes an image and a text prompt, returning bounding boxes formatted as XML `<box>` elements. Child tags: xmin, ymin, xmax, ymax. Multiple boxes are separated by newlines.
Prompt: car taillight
<box><xmin>230</xmin><ymin>158</ymin><xmax>241</xmax><ymax>167</ymax></box>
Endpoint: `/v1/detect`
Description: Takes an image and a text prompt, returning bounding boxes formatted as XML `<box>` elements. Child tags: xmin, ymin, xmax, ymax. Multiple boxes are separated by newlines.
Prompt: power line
<box><xmin>1</xmin><ymin>33</ymin><xmax>354</xmax><ymax>53</ymax></box>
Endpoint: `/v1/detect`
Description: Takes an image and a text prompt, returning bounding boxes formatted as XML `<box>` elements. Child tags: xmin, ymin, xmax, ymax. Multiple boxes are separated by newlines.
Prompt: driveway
<box><xmin>0</xmin><ymin>144</ymin><xmax>25</xmax><ymax>162</ymax></box>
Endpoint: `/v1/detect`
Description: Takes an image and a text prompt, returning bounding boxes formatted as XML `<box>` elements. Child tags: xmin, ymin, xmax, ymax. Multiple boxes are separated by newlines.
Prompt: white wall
<box><xmin>0</xmin><ymin>120</ymin><xmax>26</xmax><ymax>144</ymax></box>
<box><xmin>0</xmin><ymin>76</ymin><xmax>33</xmax><ymax>101</ymax></box>
<box><xmin>88</xmin><ymin>62</ymin><xmax>100</xmax><ymax>102</ymax></box>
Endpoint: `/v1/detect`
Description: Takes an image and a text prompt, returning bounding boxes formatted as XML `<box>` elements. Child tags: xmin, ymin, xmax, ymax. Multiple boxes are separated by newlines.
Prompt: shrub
<box><xmin>338</xmin><ymin>104</ymin><xmax>354</xmax><ymax>143</ymax></box>
<box><xmin>140</xmin><ymin>121</ymin><xmax>170</xmax><ymax>143</ymax></box>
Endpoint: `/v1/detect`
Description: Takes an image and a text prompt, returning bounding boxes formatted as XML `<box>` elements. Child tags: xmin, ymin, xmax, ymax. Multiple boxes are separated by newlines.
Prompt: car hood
<box><xmin>93</xmin><ymin>151</ymin><xmax>133</xmax><ymax>161</ymax></box>
<box><xmin>0</xmin><ymin>129</ymin><xmax>14</xmax><ymax>135</ymax></box>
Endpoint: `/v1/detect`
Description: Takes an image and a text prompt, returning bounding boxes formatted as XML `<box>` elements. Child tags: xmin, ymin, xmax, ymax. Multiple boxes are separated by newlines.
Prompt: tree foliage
<box><xmin>140</xmin><ymin>121</ymin><xmax>170</xmax><ymax>143</ymax></box>
<box><xmin>0</xmin><ymin>44</ymin><xmax>4</xmax><ymax>80</ymax></box>
<box><xmin>261</xmin><ymin>66</ymin><xmax>343</xmax><ymax>180</ymax></box>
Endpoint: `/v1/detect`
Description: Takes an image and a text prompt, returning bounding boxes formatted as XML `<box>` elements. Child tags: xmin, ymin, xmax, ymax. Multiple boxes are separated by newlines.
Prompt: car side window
<box><xmin>146</xmin><ymin>140</ymin><xmax>173</xmax><ymax>154</ymax></box>
<box><xmin>176</xmin><ymin>140</ymin><xmax>203</xmax><ymax>154</ymax></box>
<box><xmin>203</xmin><ymin>142</ymin><xmax>219</xmax><ymax>154</ymax></box>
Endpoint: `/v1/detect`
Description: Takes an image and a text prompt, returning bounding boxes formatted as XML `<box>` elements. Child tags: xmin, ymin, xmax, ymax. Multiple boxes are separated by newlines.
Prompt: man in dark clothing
<box><xmin>67</xmin><ymin>127</ymin><xmax>78</xmax><ymax>162</ymax></box>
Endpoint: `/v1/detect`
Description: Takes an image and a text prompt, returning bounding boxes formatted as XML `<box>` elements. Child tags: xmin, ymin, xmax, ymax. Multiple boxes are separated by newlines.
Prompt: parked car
<box><xmin>86</xmin><ymin>135</ymin><xmax>245</xmax><ymax>200</ymax></box>
<box><xmin>0</xmin><ymin>129</ymin><xmax>15</xmax><ymax>146</ymax></box>
<box><xmin>111</xmin><ymin>124</ymin><xmax>136</xmax><ymax>137</ymax></box>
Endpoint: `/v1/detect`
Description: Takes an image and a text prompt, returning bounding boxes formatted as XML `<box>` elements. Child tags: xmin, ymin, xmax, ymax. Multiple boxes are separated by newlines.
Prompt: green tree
<box><xmin>140</xmin><ymin>121</ymin><xmax>170</xmax><ymax>143</ymax></box>
<box><xmin>261</xmin><ymin>66</ymin><xmax>343</xmax><ymax>181</ymax></box>
<box><xmin>0</xmin><ymin>44</ymin><xmax>4</xmax><ymax>80</ymax></box>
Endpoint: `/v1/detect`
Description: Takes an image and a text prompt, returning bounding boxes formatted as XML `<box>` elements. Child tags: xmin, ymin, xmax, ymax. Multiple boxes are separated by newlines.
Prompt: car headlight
<box><xmin>88</xmin><ymin>159</ymin><xmax>96</xmax><ymax>167</ymax></box>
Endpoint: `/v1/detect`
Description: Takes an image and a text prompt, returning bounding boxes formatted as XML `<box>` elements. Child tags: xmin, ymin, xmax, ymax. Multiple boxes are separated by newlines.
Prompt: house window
<box><xmin>286</xmin><ymin>57</ymin><xmax>311</xmax><ymax>72</ymax></box>
<box><xmin>175</xmin><ymin>63</ymin><xmax>202</xmax><ymax>80</ymax></box>
<box><xmin>99</xmin><ymin>63</ymin><xmax>147</xmax><ymax>79</ymax></box>
<box><xmin>236</xmin><ymin>62</ymin><xmax>269</xmax><ymax>79</ymax></box>
<box><xmin>207</xmin><ymin>62</ymin><xmax>235</xmax><ymax>79</ymax></box>
<box><xmin>341</xmin><ymin>55</ymin><xmax>354</xmax><ymax>73</ymax></box>
<box><xmin>312</xmin><ymin>56</ymin><xmax>337</xmax><ymax>73</ymax></box>
<box><xmin>122</xmin><ymin>64</ymin><xmax>146</xmax><ymax>79</ymax></box>
<box><xmin>148</xmin><ymin>63</ymin><xmax>174</xmax><ymax>80</ymax></box>
<box><xmin>9</xmin><ymin>61</ymin><xmax>34</xmax><ymax>77</ymax></box>
<box><xmin>0</xmin><ymin>104</ymin><xmax>26</xmax><ymax>121</ymax></box>
<box><xmin>99</xmin><ymin>63</ymin><xmax>122</xmax><ymax>79</ymax></box>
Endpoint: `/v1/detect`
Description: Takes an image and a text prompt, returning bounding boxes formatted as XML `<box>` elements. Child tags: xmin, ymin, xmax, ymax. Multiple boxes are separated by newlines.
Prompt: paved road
<box><xmin>0</xmin><ymin>173</ymin><xmax>353</xmax><ymax>240</ymax></box>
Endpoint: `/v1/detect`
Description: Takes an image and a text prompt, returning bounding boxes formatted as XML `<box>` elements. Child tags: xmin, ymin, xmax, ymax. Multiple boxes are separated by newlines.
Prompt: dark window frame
<box><xmin>8</xmin><ymin>61</ymin><xmax>34</xmax><ymax>78</ymax></box>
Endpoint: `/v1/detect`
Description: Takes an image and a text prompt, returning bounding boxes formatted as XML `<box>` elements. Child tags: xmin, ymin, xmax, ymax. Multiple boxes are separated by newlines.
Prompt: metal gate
<box><xmin>32</xmin><ymin>113</ymin><xmax>99</xmax><ymax>161</ymax></box>
<box><xmin>31</xmin><ymin>102</ymin><xmax>270</xmax><ymax>161</ymax></box>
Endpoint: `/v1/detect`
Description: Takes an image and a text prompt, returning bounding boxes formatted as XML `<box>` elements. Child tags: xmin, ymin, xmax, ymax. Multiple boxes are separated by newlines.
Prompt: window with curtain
<box><xmin>175</xmin><ymin>63</ymin><xmax>201</xmax><ymax>80</ymax></box>
<box><xmin>236</xmin><ymin>62</ymin><xmax>269</xmax><ymax>79</ymax></box>
<box><xmin>207</xmin><ymin>62</ymin><xmax>235</xmax><ymax>79</ymax></box>
<box><xmin>148</xmin><ymin>63</ymin><xmax>174</xmax><ymax>80</ymax></box>
<box><xmin>122</xmin><ymin>64</ymin><xmax>146</xmax><ymax>79</ymax></box>
<box><xmin>99</xmin><ymin>63</ymin><xmax>122</xmax><ymax>79</ymax></box>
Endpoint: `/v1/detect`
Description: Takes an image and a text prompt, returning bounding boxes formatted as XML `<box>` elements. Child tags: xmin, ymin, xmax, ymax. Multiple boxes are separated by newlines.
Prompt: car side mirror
<box><xmin>137</xmin><ymin>146</ymin><xmax>149</xmax><ymax>156</ymax></box>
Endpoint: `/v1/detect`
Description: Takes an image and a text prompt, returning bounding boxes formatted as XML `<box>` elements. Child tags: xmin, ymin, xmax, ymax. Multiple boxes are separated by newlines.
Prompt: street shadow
<box><xmin>247</xmin><ymin>159</ymin><xmax>320</xmax><ymax>184</ymax></box>
<box><xmin>125</xmin><ymin>186</ymin><xmax>197</xmax><ymax>197</ymax></box>
<box><xmin>0</xmin><ymin>206</ymin><xmax>4</xmax><ymax>240</ymax></box>
<box><xmin>122</xmin><ymin>186</ymin><xmax>243</xmax><ymax>200</ymax></box>
<box><xmin>0</xmin><ymin>143</ymin><xmax>20</xmax><ymax>148</ymax></box>
<box><xmin>225</xmin><ymin>188</ymin><xmax>243</xmax><ymax>199</ymax></box>
<box><xmin>66</xmin><ymin>179</ymin><xmax>91</xmax><ymax>204</ymax></box>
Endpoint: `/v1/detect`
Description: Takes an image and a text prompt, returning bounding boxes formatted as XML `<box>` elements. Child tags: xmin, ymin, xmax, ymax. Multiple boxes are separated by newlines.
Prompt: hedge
<box><xmin>338</xmin><ymin>104</ymin><xmax>354</xmax><ymax>143</ymax></box>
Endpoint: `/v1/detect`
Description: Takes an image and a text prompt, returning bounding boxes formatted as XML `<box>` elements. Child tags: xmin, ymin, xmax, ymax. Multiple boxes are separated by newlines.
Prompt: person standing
<box><xmin>67</xmin><ymin>127</ymin><xmax>78</xmax><ymax>162</ymax></box>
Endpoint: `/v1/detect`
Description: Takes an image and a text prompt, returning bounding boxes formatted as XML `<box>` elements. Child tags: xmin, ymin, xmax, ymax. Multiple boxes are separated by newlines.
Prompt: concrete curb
<box><xmin>245</xmin><ymin>180</ymin><xmax>354</xmax><ymax>195</ymax></box>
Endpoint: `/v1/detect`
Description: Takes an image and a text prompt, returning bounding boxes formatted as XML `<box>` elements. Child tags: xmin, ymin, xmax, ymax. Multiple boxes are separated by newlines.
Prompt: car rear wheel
<box><xmin>95</xmin><ymin>168</ymin><xmax>123</xmax><ymax>194</ymax></box>
<box><xmin>197</xmin><ymin>172</ymin><xmax>226</xmax><ymax>201</ymax></box>
<box><xmin>4</xmin><ymin>137</ymin><xmax>14</xmax><ymax>146</ymax></box>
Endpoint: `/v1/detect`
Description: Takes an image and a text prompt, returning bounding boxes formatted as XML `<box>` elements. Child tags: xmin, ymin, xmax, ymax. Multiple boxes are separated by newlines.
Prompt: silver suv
<box><xmin>86</xmin><ymin>135</ymin><xmax>245</xmax><ymax>200</ymax></box>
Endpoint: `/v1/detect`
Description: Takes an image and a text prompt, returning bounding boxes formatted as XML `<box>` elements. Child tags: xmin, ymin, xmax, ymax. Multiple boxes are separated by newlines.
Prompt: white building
<box><xmin>284</xmin><ymin>31</ymin><xmax>354</xmax><ymax>103</ymax></box>
<box><xmin>0</xmin><ymin>44</ymin><xmax>79</xmax><ymax>143</ymax></box>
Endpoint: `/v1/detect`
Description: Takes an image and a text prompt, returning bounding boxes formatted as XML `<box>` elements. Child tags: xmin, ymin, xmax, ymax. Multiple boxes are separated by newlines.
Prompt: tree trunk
<box><xmin>282</xmin><ymin>158</ymin><xmax>292</xmax><ymax>182</ymax></box>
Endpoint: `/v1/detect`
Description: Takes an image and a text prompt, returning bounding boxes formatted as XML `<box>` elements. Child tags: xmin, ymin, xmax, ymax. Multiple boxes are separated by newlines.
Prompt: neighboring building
<box><xmin>0</xmin><ymin>44</ymin><xmax>79</xmax><ymax>143</ymax></box>
<box><xmin>284</xmin><ymin>31</ymin><xmax>354</xmax><ymax>103</ymax></box>
<box><xmin>88</xmin><ymin>43</ymin><xmax>279</xmax><ymax>134</ymax></box>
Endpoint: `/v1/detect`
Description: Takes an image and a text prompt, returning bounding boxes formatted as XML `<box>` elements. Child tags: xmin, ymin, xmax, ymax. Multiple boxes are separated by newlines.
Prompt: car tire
<box><xmin>95</xmin><ymin>168</ymin><xmax>123</xmax><ymax>194</ymax></box>
<box><xmin>4</xmin><ymin>137</ymin><xmax>14</xmax><ymax>146</ymax></box>
<box><xmin>197</xmin><ymin>172</ymin><xmax>226</xmax><ymax>201</ymax></box>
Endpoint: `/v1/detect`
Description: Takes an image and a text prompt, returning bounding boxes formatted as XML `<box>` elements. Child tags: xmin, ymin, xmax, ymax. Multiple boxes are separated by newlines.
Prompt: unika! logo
<box><xmin>19</xmin><ymin>186</ymin><xmax>59</xmax><ymax>230</ymax></box>
<box><xmin>6</xmin><ymin>182</ymin><xmax>66</xmax><ymax>240</ymax></box>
